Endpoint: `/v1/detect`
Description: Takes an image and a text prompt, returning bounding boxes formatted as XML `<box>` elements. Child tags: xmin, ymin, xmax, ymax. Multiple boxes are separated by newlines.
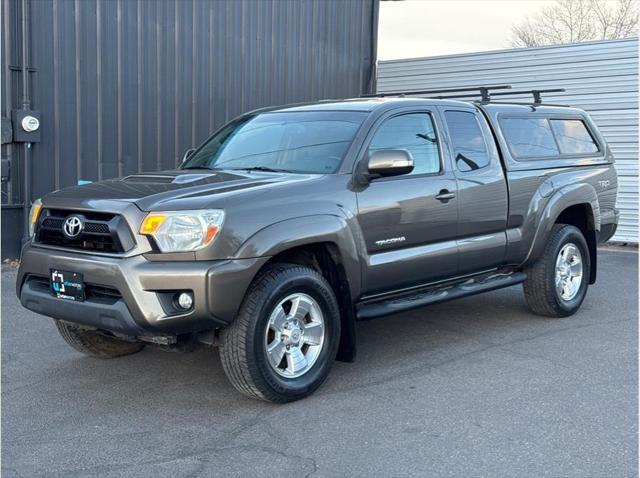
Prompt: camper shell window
<box><xmin>498</xmin><ymin>115</ymin><xmax>601</xmax><ymax>160</ymax></box>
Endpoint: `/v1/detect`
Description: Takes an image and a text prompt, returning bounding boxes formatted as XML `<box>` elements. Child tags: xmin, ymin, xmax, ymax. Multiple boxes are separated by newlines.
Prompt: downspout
<box><xmin>367</xmin><ymin>0</ymin><xmax>380</xmax><ymax>95</ymax></box>
<box><xmin>20</xmin><ymin>0</ymin><xmax>31</xmax><ymax>245</ymax></box>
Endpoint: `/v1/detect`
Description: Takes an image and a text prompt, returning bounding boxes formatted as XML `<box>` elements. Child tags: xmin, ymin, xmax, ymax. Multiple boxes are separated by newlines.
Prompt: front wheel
<box><xmin>55</xmin><ymin>320</ymin><xmax>145</xmax><ymax>358</ymax></box>
<box><xmin>523</xmin><ymin>224</ymin><xmax>590</xmax><ymax>317</ymax></box>
<box><xmin>219</xmin><ymin>264</ymin><xmax>340</xmax><ymax>403</ymax></box>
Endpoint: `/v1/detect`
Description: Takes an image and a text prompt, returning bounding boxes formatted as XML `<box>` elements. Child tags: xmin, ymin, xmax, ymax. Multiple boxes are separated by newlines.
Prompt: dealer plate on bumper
<box><xmin>50</xmin><ymin>269</ymin><xmax>85</xmax><ymax>301</ymax></box>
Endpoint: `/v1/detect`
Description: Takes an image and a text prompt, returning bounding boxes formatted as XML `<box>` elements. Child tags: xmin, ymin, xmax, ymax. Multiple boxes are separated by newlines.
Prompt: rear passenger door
<box><xmin>440</xmin><ymin>107</ymin><xmax>508</xmax><ymax>275</ymax></box>
<box><xmin>356</xmin><ymin>109</ymin><xmax>459</xmax><ymax>294</ymax></box>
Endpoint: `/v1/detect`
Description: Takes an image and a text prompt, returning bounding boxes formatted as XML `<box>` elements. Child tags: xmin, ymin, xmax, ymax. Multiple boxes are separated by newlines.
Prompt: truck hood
<box><xmin>43</xmin><ymin>169</ymin><xmax>317</xmax><ymax>211</ymax></box>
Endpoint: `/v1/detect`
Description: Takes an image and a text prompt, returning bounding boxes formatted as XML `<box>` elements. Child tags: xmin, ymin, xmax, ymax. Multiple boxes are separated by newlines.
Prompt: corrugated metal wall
<box><xmin>377</xmin><ymin>38</ymin><xmax>638</xmax><ymax>243</ymax></box>
<box><xmin>1</xmin><ymin>0</ymin><xmax>378</xmax><ymax>258</ymax></box>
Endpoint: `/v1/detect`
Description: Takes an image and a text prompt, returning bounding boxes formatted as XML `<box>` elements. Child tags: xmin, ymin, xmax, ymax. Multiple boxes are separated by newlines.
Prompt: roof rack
<box><xmin>484</xmin><ymin>88</ymin><xmax>566</xmax><ymax>105</ymax></box>
<box><xmin>363</xmin><ymin>85</ymin><xmax>566</xmax><ymax>105</ymax></box>
<box><xmin>361</xmin><ymin>85</ymin><xmax>512</xmax><ymax>102</ymax></box>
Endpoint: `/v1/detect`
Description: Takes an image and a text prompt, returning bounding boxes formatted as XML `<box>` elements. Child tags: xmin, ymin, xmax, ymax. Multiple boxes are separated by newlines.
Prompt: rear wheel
<box><xmin>523</xmin><ymin>224</ymin><xmax>590</xmax><ymax>317</ymax></box>
<box><xmin>55</xmin><ymin>320</ymin><xmax>145</xmax><ymax>358</ymax></box>
<box><xmin>219</xmin><ymin>264</ymin><xmax>340</xmax><ymax>403</ymax></box>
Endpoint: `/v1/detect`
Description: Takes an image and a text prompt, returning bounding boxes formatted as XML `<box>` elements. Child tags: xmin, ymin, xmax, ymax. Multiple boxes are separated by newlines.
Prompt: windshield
<box><xmin>182</xmin><ymin>111</ymin><xmax>367</xmax><ymax>174</ymax></box>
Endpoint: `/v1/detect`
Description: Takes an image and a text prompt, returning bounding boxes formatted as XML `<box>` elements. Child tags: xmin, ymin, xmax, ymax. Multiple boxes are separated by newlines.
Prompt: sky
<box><xmin>377</xmin><ymin>0</ymin><xmax>557</xmax><ymax>60</ymax></box>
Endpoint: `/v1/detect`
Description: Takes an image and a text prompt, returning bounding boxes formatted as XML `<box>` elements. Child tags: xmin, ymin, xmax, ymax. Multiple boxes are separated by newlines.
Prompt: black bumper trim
<box><xmin>20</xmin><ymin>280</ymin><xmax>150</xmax><ymax>336</ymax></box>
<box><xmin>599</xmin><ymin>223</ymin><xmax>617</xmax><ymax>243</ymax></box>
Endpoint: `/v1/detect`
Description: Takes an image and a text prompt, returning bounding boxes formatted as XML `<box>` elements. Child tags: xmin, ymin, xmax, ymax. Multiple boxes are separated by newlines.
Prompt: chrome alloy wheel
<box><xmin>264</xmin><ymin>293</ymin><xmax>325</xmax><ymax>378</ymax></box>
<box><xmin>555</xmin><ymin>243</ymin><xmax>583</xmax><ymax>301</ymax></box>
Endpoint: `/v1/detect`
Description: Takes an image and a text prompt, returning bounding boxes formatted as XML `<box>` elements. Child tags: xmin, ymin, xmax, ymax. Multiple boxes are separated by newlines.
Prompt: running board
<box><xmin>356</xmin><ymin>272</ymin><xmax>527</xmax><ymax>320</ymax></box>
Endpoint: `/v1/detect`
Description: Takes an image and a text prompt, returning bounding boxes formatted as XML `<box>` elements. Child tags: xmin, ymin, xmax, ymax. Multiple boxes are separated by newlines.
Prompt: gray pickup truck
<box><xmin>17</xmin><ymin>90</ymin><xmax>618</xmax><ymax>402</ymax></box>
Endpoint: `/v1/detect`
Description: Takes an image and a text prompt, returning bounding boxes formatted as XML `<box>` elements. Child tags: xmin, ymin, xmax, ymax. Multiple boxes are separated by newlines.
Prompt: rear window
<box><xmin>550</xmin><ymin>119</ymin><xmax>599</xmax><ymax>154</ymax></box>
<box><xmin>499</xmin><ymin>117</ymin><xmax>559</xmax><ymax>158</ymax></box>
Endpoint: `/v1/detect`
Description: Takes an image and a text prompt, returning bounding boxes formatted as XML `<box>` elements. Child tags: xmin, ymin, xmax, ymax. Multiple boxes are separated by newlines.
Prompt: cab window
<box><xmin>368</xmin><ymin>113</ymin><xmax>441</xmax><ymax>176</ymax></box>
<box><xmin>444</xmin><ymin>111</ymin><xmax>490</xmax><ymax>172</ymax></box>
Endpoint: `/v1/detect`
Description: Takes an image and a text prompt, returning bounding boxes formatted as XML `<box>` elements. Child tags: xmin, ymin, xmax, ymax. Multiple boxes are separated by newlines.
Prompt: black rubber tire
<box><xmin>523</xmin><ymin>224</ymin><xmax>590</xmax><ymax>318</ymax></box>
<box><xmin>55</xmin><ymin>320</ymin><xmax>145</xmax><ymax>358</ymax></box>
<box><xmin>219</xmin><ymin>263</ymin><xmax>341</xmax><ymax>403</ymax></box>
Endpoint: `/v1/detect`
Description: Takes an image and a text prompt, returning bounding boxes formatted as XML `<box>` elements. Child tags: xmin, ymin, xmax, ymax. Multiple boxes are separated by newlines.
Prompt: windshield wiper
<box><xmin>181</xmin><ymin>165</ymin><xmax>215</xmax><ymax>170</ymax></box>
<box><xmin>230</xmin><ymin>166</ymin><xmax>291</xmax><ymax>173</ymax></box>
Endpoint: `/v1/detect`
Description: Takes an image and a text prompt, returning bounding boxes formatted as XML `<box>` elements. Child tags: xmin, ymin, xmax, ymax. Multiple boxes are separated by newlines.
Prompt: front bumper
<box><xmin>16</xmin><ymin>243</ymin><xmax>268</xmax><ymax>336</ymax></box>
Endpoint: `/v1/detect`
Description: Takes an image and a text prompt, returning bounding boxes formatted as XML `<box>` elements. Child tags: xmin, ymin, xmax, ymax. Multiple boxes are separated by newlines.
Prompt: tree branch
<box><xmin>509</xmin><ymin>0</ymin><xmax>638</xmax><ymax>47</ymax></box>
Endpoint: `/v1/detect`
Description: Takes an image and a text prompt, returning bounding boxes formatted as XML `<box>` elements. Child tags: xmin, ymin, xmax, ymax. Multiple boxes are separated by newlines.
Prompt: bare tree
<box><xmin>509</xmin><ymin>0</ymin><xmax>638</xmax><ymax>48</ymax></box>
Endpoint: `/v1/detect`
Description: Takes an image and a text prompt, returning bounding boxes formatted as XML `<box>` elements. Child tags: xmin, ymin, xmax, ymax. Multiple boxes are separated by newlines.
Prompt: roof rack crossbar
<box><xmin>362</xmin><ymin>85</ymin><xmax>512</xmax><ymax>101</ymax></box>
<box><xmin>364</xmin><ymin>86</ymin><xmax>566</xmax><ymax>105</ymax></box>
<box><xmin>430</xmin><ymin>88</ymin><xmax>566</xmax><ymax>104</ymax></box>
<box><xmin>476</xmin><ymin>101</ymin><xmax>571</xmax><ymax>108</ymax></box>
<box><xmin>488</xmin><ymin>88</ymin><xmax>566</xmax><ymax>105</ymax></box>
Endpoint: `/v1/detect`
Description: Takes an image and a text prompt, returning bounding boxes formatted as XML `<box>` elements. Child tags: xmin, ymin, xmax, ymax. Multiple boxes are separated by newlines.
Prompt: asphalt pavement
<box><xmin>2</xmin><ymin>249</ymin><xmax>637</xmax><ymax>477</ymax></box>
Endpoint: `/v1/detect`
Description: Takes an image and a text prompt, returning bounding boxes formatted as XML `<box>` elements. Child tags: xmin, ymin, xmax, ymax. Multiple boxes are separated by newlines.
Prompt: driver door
<box><xmin>356</xmin><ymin>110</ymin><xmax>459</xmax><ymax>295</ymax></box>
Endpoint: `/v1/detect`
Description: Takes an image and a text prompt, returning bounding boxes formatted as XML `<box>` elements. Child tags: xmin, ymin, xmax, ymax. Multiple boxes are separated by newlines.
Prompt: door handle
<box><xmin>435</xmin><ymin>189</ymin><xmax>456</xmax><ymax>202</ymax></box>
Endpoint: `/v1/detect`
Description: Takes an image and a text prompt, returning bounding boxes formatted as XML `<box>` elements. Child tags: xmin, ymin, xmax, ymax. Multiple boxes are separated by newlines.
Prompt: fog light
<box><xmin>176</xmin><ymin>292</ymin><xmax>193</xmax><ymax>310</ymax></box>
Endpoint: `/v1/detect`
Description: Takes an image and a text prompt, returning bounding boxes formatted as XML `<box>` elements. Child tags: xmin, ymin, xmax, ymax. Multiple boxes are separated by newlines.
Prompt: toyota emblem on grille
<box><xmin>63</xmin><ymin>216</ymin><xmax>84</xmax><ymax>238</ymax></box>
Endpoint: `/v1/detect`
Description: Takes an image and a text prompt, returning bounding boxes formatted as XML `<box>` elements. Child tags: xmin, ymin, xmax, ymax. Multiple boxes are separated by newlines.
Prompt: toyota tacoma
<box><xmin>17</xmin><ymin>91</ymin><xmax>619</xmax><ymax>402</ymax></box>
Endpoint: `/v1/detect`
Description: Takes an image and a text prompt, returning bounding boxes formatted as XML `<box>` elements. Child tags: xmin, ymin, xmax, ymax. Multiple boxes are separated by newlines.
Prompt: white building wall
<box><xmin>377</xmin><ymin>38</ymin><xmax>638</xmax><ymax>242</ymax></box>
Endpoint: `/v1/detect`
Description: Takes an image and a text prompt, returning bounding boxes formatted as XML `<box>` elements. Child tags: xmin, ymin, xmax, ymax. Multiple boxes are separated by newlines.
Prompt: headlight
<box><xmin>28</xmin><ymin>198</ymin><xmax>42</xmax><ymax>237</ymax></box>
<box><xmin>139</xmin><ymin>209</ymin><xmax>224</xmax><ymax>252</ymax></box>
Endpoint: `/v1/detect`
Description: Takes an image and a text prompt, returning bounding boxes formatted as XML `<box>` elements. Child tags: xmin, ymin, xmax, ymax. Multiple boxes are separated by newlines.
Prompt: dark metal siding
<box><xmin>1</xmin><ymin>0</ymin><xmax>379</xmax><ymax>258</ymax></box>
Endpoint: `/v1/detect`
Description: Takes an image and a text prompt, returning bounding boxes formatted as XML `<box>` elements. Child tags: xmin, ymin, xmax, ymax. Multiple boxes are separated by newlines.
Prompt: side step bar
<box><xmin>356</xmin><ymin>272</ymin><xmax>527</xmax><ymax>320</ymax></box>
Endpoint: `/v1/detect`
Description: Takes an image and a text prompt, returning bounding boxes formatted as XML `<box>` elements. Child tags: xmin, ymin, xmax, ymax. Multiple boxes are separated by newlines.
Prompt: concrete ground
<box><xmin>2</xmin><ymin>249</ymin><xmax>637</xmax><ymax>477</ymax></box>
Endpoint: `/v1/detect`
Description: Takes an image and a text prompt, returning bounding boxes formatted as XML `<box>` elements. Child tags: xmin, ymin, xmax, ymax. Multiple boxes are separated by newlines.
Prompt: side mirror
<box><xmin>366</xmin><ymin>149</ymin><xmax>414</xmax><ymax>179</ymax></box>
<box><xmin>182</xmin><ymin>148</ymin><xmax>197</xmax><ymax>163</ymax></box>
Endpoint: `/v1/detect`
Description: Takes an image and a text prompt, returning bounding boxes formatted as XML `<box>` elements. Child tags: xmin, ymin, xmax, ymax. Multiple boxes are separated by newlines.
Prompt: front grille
<box><xmin>35</xmin><ymin>209</ymin><xmax>135</xmax><ymax>253</ymax></box>
<box><xmin>37</xmin><ymin>228</ymin><xmax>120</xmax><ymax>252</ymax></box>
<box><xmin>41</xmin><ymin>217</ymin><xmax>64</xmax><ymax>229</ymax></box>
<box><xmin>26</xmin><ymin>275</ymin><xmax>123</xmax><ymax>304</ymax></box>
<box><xmin>84</xmin><ymin>223</ymin><xmax>110</xmax><ymax>234</ymax></box>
